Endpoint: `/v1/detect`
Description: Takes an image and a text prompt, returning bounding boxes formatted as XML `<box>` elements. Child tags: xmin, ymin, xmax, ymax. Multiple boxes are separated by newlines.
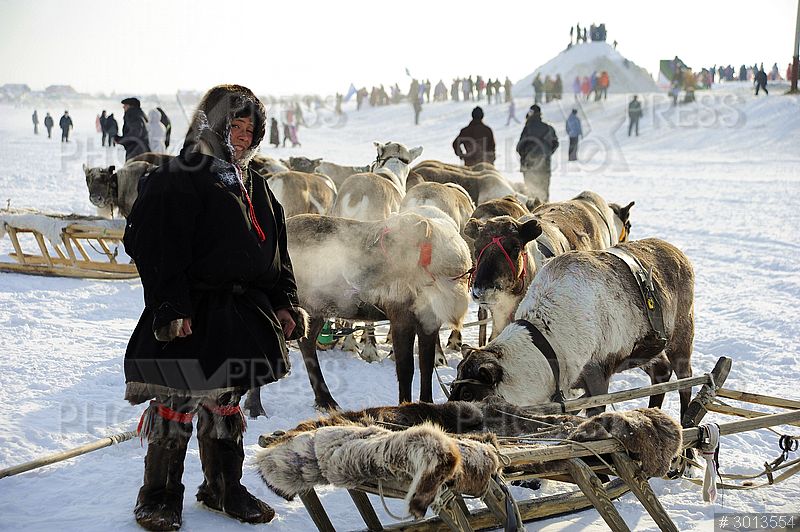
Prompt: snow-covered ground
<box><xmin>0</xmin><ymin>82</ymin><xmax>799</xmax><ymax>531</ymax></box>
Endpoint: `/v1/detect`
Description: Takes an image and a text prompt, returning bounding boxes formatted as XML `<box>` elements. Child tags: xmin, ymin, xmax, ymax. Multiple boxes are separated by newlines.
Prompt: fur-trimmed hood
<box><xmin>184</xmin><ymin>84</ymin><xmax>266</xmax><ymax>169</ymax></box>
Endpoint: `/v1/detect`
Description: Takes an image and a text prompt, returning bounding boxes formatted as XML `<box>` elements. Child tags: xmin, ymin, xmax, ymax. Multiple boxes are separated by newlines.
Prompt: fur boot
<box><xmin>196</xmin><ymin>403</ymin><xmax>275</xmax><ymax>523</ymax></box>
<box><xmin>134</xmin><ymin>403</ymin><xmax>193</xmax><ymax>531</ymax></box>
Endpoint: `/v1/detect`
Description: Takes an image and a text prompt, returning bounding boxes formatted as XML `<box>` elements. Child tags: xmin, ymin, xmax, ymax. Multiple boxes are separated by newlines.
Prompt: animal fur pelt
<box><xmin>256</xmin><ymin>421</ymin><xmax>499</xmax><ymax>518</ymax></box>
<box><xmin>257</xmin><ymin>397</ymin><xmax>683</xmax><ymax>507</ymax></box>
<box><xmin>569</xmin><ymin>408</ymin><xmax>682</xmax><ymax>477</ymax></box>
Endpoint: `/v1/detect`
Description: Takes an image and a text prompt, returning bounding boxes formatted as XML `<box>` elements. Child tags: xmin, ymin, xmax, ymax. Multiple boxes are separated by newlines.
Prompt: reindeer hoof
<box><xmin>435</xmin><ymin>352</ymin><xmax>448</xmax><ymax>367</ymax></box>
<box><xmin>445</xmin><ymin>339</ymin><xmax>462</xmax><ymax>351</ymax></box>
<box><xmin>315</xmin><ymin>398</ymin><xmax>341</xmax><ymax>412</ymax></box>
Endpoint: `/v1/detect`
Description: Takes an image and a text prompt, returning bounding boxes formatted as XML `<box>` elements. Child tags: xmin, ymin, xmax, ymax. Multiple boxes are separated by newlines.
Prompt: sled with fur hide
<box><xmin>0</xmin><ymin>209</ymin><xmax>137</xmax><ymax>279</ymax></box>
<box><xmin>256</xmin><ymin>356</ymin><xmax>800</xmax><ymax>532</ymax></box>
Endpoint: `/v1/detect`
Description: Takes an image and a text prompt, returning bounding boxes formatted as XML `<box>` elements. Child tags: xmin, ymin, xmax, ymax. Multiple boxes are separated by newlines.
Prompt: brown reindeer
<box><xmin>268</xmin><ymin>171</ymin><xmax>336</xmax><ymax>217</ymax></box>
<box><xmin>464</xmin><ymin>191</ymin><xmax>634</xmax><ymax>341</ymax></box>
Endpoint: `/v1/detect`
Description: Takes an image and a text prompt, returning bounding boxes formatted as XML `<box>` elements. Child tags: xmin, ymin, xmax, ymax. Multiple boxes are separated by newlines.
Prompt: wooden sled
<box><xmin>0</xmin><ymin>210</ymin><xmax>138</xmax><ymax>280</ymax></box>
<box><xmin>278</xmin><ymin>357</ymin><xmax>800</xmax><ymax>532</ymax></box>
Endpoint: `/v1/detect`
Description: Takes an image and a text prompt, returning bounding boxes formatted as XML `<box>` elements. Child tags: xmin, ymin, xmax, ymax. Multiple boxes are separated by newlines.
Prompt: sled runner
<box><xmin>257</xmin><ymin>357</ymin><xmax>800</xmax><ymax>532</ymax></box>
<box><xmin>0</xmin><ymin>209</ymin><xmax>138</xmax><ymax>279</ymax></box>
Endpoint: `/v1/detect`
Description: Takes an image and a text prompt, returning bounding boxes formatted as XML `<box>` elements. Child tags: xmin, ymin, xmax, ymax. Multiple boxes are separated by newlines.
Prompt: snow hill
<box><xmin>0</xmin><ymin>83</ymin><xmax>799</xmax><ymax>531</ymax></box>
<box><xmin>513</xmin><ymin>41</ymin><xmax>659</xmax><ymax>98</ymax></box>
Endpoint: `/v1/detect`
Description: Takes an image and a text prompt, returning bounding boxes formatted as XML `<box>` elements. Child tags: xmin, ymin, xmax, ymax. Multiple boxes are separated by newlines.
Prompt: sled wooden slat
<box><xmin>611</xmin><ymin>452</ymin><xmax>678</xmax><ymax>532</ymax></box>
<box><xmin>299</xmin><ymin>489</ymin><xmax>336</xmax><ymax>532</ymax></box>
<box><xmin>33</xmin><ymin>232</ymin><xmax>53</xmax><ymax>267</ymax></box>
<box><xmin>379</xmin><ymin>478</ymin><xmax>630</xmax><ymax>532</ymax></box>
<box><xmin>565</xmin><ymin>458</ymin><xmax>630</xmax><ymax>532</ymax></box>
<box><xmin>347</xmin><ymin>489</ymin><xmax>384</xmax><ymax>531</ymax></box>
<box><xmin>6</xmin><ymin>226</ymin><xmax>26</xmax><ymax>264</ymax></box>
<box><xmin>716</xmin><ymin>388</ymin><xmax>800</xmax><ymax>410</ymax></box>
<box><xmin>522</xmin><ymin>373</ymin><xmax>712</xmax><ymax>415</ymax></box>
<box><xmin>706</xmin><ymin>402</ymin><xmax>800</xmax><ymax>428</ymax></box>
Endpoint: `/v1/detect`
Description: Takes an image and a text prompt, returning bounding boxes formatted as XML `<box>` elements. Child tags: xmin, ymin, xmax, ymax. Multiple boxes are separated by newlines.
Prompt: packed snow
<box><xmin>0</xmin><ymin>80</ymin><xmax>799</xmax><ymax>531</ymax></box>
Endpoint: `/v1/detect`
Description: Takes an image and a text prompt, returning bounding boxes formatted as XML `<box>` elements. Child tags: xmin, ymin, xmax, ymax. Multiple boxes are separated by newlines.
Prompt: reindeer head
<box><xmin>449</xmin><ymin>347</ymin><xmax>504</xmax><ymax>402</ymax></box>
<box><xmin>281</xmin><ymin>156</ymin><xmax>322</xmax><ymax>174</ymax></box>
<box><xmin>372</xmin><ymin>141</ymin><xmax>423</xmax><ymax>169</ymax></box>
<box><xmin>463</xmin><ymin>216</ymin><xmax>542</xmax><ymax>302</ymax></box>
<box><xmin>83</xmin><ymin>163</ymin><xmax>117</xmax><ymax>208</ymax></box>
<box><xmin>609</xmin><ymin>201</ymin><xmax>635</xmax><ymax>242</ymax></box>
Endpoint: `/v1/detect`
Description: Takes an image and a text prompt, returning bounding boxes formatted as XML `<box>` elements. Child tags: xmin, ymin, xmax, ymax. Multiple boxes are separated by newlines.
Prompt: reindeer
<box><xmin>328</xmin><ymin>142</ymin><xmax>423</xmax><ymax>360</ymax></box>
<box><xmin>464</xmin><ymin>191</ymin><xmax>634</xmax><ymax>341</ymax></box>
<box><xmin>450</xmin><ymin>238</ymin><xmax>694</xmax><ymax>418</ymax></box>
<box><xmin>269</xmin><ymin>171</ymin><xmax>337</xmax><ymax>217</ymax></box>
<box><xmin>287</xmin><ymin>211</ymin><xmax>472</xmax><ymax>410</ymax></box>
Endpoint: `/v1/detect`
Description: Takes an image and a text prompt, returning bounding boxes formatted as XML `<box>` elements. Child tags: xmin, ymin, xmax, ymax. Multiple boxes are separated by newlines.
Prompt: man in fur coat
<box><xmin>123</xmin><ymin>84</ymin><xmax>307</xmax><ymax>531</ymax></box>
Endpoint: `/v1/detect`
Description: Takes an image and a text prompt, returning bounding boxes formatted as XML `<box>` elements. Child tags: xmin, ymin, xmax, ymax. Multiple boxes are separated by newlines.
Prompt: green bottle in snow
<box><xmin>317</xmin><ymin>320</ymin><xmax>334</xmax><ymax>345</ymax></box>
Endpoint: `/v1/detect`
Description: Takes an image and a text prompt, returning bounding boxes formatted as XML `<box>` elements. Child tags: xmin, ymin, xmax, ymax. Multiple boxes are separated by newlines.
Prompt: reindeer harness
<box><xmin>605</xmin><ymin>246</ymin><xmax>668</xmax><ymax>347</ymax></box>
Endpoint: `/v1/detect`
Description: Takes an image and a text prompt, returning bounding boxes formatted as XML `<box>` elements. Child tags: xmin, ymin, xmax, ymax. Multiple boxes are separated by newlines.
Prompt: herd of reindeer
<box><xmin>83</xmin><ymin>141</ymin><xmax>695</xmax><ymax>421</ymax></box>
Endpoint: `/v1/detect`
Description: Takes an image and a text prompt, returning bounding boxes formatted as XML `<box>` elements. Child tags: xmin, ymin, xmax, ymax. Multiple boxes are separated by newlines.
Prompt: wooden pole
<box><xmin>0</xmin><ymin>431</ymin><xmax>136</xmax><ymax>479</ymax></box>
<box><xmin>717</xmin><ymin>388</ymin><xmax>800</xmax><ymax>410</ymax></box>
<box><xmin>791</xmin><ymin>0</ymin><xmax>800</xmax><ymax>93</ymax></box>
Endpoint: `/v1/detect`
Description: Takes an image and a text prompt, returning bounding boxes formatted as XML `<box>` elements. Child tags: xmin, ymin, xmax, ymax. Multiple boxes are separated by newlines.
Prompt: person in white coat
<box><xmin>147</xmin><ymin>108</ymin><xmax>167</xmax><ymax>153</ymax></box>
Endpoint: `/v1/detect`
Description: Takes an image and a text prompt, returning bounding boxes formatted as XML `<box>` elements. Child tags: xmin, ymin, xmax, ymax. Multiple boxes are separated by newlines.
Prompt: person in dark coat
<box><xmin>565</xmin><ymin>108</ymin><xmax>582</xmax><ymax>161</ymax></box>
<box><xmin>59</xmin><ymin>111</ymin><xmax>73</xmax><ymax>142</ymax></box>
<box><xmin>156</xmin><ymin>107</ymin><xmax>172</xmax><ymax>148</ymax></box>
<box><xmin>99</xmin><ymin>110</ymin><xmax>109</xmax><ymax>146</ymax></box>
<box><xmin>123</xmin><ymin>84</ymin><xmax>308</xmax><ymax>531</ymax></box>
<box><xmin>114</xmin><ymin>97</ymin><xmax>151</xmax><ymax>160</ymax></box>
<box><xmin>628</xmin><ymin>95</ymin><xmax>643</xmax><ymax>136</ymax></box>
<box><xmin>269</xmin><ymin>118</ymin><xmax>280</xmax><ymax>147</ymax></box>
<box><xmin>452</xmin><ymin>106</ymin><xmax>496</xmax><ymax>166</ymax></box>
<box><xmin>754</xmin><ymin>67</ymin><xmax>768</xmax><ymax>96</ymax></box>
<box><xmin>32</xmin><ymin>110</ymin><xmax>39</xmax><ymax>135</ymax></box>
<box><xmin>104</xmin><ymin>113</ymin><xmax>119</xmax><ymax>147</ymax></box>
<box><xmin>516</xmin><ymin>104</ymin><xmax>558</xmax><ymax>202</ymax></box>
<box><xmin>44</xmin><ymin>112</ymin><xmax>54</xmax><ymax>138</ymax></box>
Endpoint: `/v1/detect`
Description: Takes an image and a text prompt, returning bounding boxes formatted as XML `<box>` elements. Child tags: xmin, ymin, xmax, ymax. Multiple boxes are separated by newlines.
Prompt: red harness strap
<box><xmin>470</xmin><ymin>236</ymin><xmax>528</xmax><ymax>286</ymax></box>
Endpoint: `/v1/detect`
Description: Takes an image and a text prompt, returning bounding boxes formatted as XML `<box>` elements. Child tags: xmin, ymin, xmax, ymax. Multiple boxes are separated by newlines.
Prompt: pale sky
<box><xmin>1</xmin><ymin>0</ymin><xmax>797</xmax><ymax>96</ymax></box>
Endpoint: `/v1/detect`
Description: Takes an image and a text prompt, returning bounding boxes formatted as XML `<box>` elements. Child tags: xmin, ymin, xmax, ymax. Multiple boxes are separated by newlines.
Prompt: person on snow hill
<box><xmin>122</xmin><ymin>84</ymin><xmax>309</xmax><ymax>531</ymax></box>
<box><xmin>44</xmin><ymin>112</ymin><xmax>54</xmax><ymax>138</ymax></box>
<box><xmin>59</xmin><ymin>110</ymin><xmax>73</xmax><ymax>142</ymax></box>
<box><xmin>516</xmin><ymin>104</ymin><xmax>558</xmax><ymax>203</ymax></box>
<box><xmin>628</xmin><ymin>95</ymin><xmax>643</xmax><ymax>136</ymax></box>
<box><xmin>32</xmin><ymin>110</ymin><xmax>39</xmax><ymax>135</ymax></box>
<box><xmin>565</xmin><ymin>108</ymin><xmax>582</xmax><ymax>162</ymax></box>
<box><xmin>114</xmin><ymin>97</ymin><xmax>151</xmax><ymax>160</ymax></box>
<box><xmin>452</xmin><ymin>106</ymin><xmax>496</xmax><ymax>166</ymax></box>
<box><xmin>103</xmin><ymin>113</ymin><xmax>119</xmax><ymax>148</ymax></box>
